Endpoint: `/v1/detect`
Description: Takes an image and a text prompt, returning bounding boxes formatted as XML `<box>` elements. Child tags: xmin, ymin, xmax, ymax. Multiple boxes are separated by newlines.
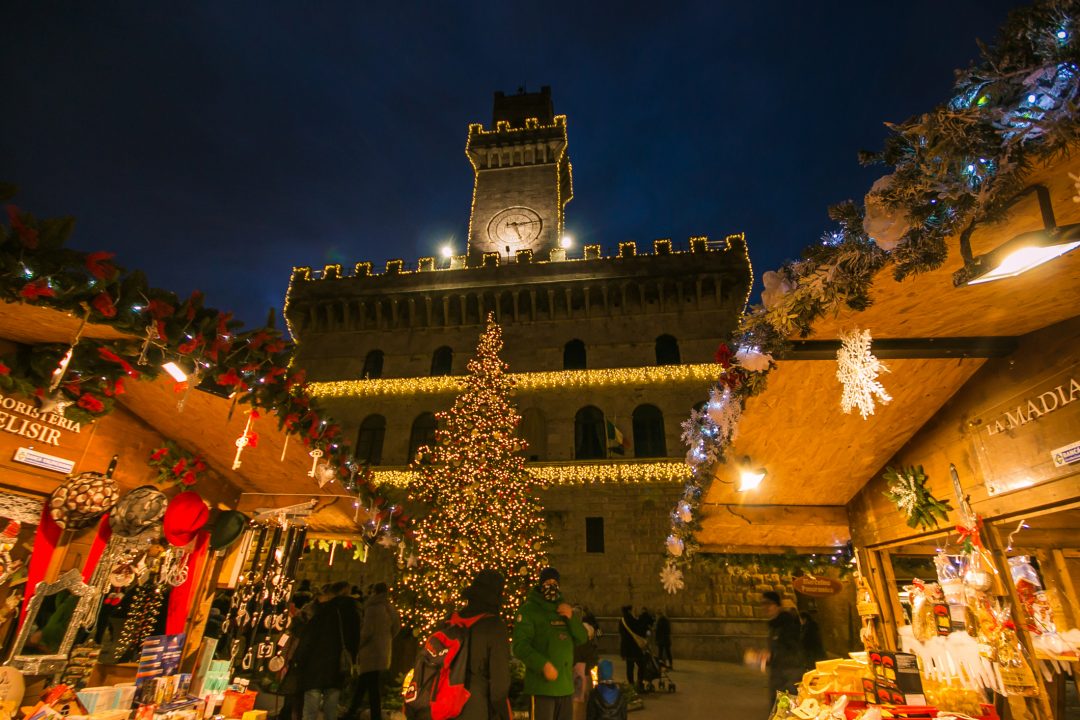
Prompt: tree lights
<box><xmin>396</xmin><ymin>315</ymin><xmax>549</xmax><ymax>637</ymax></box>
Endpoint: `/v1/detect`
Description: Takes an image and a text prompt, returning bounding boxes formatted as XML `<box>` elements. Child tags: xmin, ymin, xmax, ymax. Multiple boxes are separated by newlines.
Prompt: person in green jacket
<box><xmin>512</xmin><ymin>567</ymin><xmax>587</xmax><ymax>720</ymax></box>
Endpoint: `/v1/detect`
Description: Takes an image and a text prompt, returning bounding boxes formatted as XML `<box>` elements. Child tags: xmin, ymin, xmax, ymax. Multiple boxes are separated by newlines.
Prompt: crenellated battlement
<box><xmin>284</xmin><ymin>234</ymin><xmax>752</xmax><ymax>338</ymax></box>
<box><xmin>291</xmin><ymin>234</ymin><xmax>747</xmax><ymax>284</ymax></box>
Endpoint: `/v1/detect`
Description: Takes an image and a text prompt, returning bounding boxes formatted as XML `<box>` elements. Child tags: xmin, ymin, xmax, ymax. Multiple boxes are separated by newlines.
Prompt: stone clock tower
<box><xmin>465</xmin><ymin>86</ymin><xmax>573</xmax><ymax>265</ymax></box>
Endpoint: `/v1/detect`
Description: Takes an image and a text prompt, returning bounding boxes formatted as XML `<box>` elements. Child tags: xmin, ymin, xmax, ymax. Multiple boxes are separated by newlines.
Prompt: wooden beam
<box><xmin>786</xmin><ymin>336</ymin><xmax>1018</xmax><ymax>360</ymax></box>
<box><xmin>697</xmin><ymin>504</ymin><xmax>851</xmax><ymax>549</ymax></box>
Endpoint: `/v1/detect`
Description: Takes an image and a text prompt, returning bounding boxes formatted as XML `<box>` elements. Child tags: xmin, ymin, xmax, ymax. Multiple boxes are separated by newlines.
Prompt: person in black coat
<box><xmin>618</xmin><ymin>605</ymin><xmax>647</xmax><ymax>688</ymax></box>
<box><xmin>294</xmin><ymin>582</ymin><xmax>360</xmax><ymax>720</ymax></box>
<box><xmin>761</xmin><ymin>592</ymin><xmax>803</xmax><ymax>698</ymax></box>
<box><xmin>456</xmin><ymin>569</ymin><xmax>512</xmax><ymax>720</ymax></box>
<box><xmin>800</xmin><ymin>611</ymin><xmax>826</xmax><ymax>668</ymax></box>
<box><xmin>653</xmin><ymin>611</ymin><xmax>672</xmax><ymax>670</ymax></box>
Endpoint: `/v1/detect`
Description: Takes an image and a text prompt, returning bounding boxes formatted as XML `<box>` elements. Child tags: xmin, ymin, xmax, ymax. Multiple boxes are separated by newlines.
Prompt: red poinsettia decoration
<box><xmin>5</xmin><ymin>206</ymin><xmax>39</xmax><ymax>249</ymax></box>
<box><xmin>714</xmin><ymin>343</ymin><xmax>733</xmax><ymax>368</ymax></box>
<box><xmin>0</xmin><ymin>361</ymin><xmax>9</xmax><ymax>376</ymax></box>
<box><xmin>91</xmin><ymin>291</ymin><xmax>117</xmax><ymax>318</ymax></box>
<box><xmin>19</xmin><ymin>280</ymin><xmax>54</xmax><ymax>301</ymax></box>
<box><xmin>85</xmin><ymin>251</ymin><xmax>118</xmax><ymax>281</ymax></box>
<box><xmin>148</xmin><ymin>440</ymin><xmax>210</xmax><ymax>488</ymax></box>
<box><xmin>77</xmin><ymin>393</ymin><xmax>105</xmax><ymax>413</ymax></box>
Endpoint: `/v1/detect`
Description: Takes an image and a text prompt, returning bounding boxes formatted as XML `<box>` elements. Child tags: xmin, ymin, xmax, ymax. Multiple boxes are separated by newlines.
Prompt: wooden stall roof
<box><xmin>0</xmin><ymin>301</ymin><xmax>364</xmax><ymax>533</ymax></box>
<box><xmin>699</xmin><ymin>154</ymin><xmax>1080</xmax><ymax>551</ymax></box>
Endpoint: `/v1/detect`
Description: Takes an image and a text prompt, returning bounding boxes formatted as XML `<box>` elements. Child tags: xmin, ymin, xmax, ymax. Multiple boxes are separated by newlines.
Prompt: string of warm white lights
<box><xmin>309</xmin><ymin>363</ymin><xmax>723</xmax><ymax>399</ymax></box>
<box><xmin>370</xmin><ymin>460</ymin><xmax>690</xmax><ymax>488</ymax></box>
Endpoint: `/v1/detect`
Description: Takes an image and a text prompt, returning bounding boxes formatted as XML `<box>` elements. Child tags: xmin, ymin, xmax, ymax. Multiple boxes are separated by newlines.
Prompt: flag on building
<box><xmin>606</xmin><ymin>419</ymin><xmax>628</xmax><ymax>455</ymax></box>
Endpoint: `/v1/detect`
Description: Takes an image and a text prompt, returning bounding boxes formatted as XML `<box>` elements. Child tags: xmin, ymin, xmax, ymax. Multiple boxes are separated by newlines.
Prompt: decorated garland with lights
<box><xmin>0</xmin><ymin>185</ymin><xmax>405</xmax><ymax>524</ymax></box>
<box><xmin>665</xmin><ymin>0</ymin><xmax>1080</xmax><ymax>579</ymax></box>
<box><xmin>396</xmin><ymin>316</ymin><xmax>549</xmax><ymax>637</ymax></box>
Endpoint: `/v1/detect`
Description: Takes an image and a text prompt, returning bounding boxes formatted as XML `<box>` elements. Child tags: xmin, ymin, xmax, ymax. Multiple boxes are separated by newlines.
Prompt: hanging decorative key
<box><xmin>307</xmin><ymin>448</ymin><xmax>323</xmax><ymax>477</ymax></box>
<box><xmin>137</xmin><ymin>323</ymin><xmax>160</xmax><ymax>365</ymax></box>
<box><xmin>177</xmin><ymin>368</ymin><xmax>203</xmax><ymax>413</ymax></box>
<box><xmin>233</xmin><ymin>410</ymin><xmax>258</xmax><ymax>470</ymax></box>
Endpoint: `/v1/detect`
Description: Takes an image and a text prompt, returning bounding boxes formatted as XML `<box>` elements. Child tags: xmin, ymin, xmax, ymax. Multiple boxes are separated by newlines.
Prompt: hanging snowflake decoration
<box><xmin>836</xmin><ymin>328</ymin><xmax>891</xmax><ymax>418</ymax></box>
<box><xmin>660</xmin><ymin>562</ymin><xmax>685</xmax><ymax>594</ymax></box>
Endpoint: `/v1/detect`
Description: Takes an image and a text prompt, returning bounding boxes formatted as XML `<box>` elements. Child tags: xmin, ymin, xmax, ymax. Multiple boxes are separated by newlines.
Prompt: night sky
<box><xmin>1</xmin><ymin>2</ymin><xmax>1021</xmax><ymax>328</ymax></box>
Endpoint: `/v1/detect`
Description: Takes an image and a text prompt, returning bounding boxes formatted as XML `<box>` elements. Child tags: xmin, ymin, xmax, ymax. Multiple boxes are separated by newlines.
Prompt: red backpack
<box><xmin>403</xmin><ymin>613</ymin><xmax>490</xmax><ymax>720</ymax></box>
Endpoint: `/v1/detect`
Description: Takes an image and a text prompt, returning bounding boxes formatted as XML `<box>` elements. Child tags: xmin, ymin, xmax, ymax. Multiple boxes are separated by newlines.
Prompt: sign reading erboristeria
<box><xmin>983</xmin><ymin>376</ymin><xmax>1079</xmax><ymax>436</ymax></box>
<box><xmin>0</xmin><ymin>392</ymin><xmax>81</xmax><ymax>446</ymax></box>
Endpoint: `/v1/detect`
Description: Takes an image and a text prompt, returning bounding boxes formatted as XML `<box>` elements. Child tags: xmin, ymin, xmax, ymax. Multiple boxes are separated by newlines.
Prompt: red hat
<box><xmin>163</xmin><ymin>491</ymin><xmax>209</xmax><ymax>547</ymax></box>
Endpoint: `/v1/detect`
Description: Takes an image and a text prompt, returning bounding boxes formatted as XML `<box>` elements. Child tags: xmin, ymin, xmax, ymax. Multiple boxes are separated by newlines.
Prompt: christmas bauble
<box><xmin>666</xmin><ymin>535</ymin><xmax>684</xmax><ymax>557</ymax></box>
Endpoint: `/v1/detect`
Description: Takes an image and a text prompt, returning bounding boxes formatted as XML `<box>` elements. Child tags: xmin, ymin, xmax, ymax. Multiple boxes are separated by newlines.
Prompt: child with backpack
<box><xmin>403</xmin><ymin>569</ymin><xmax>511</xmax><ymax>720</ymax></box>
<box><xmin>586</xmin><ymin>660</ymin><xmax>627</xmax><ymax>720</ymax></box>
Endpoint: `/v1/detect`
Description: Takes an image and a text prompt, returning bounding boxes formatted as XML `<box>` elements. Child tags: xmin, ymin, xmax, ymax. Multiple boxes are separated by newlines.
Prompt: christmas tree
<box><xmin>398</xmin><ymin>314</ymin><xmax>548</xmax><ymax>636</ymax></box>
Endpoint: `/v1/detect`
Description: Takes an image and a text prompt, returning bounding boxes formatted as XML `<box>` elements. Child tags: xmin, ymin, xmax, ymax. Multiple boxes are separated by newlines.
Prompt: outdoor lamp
<box><xmin>560</xmin><ymin>234</ymin><xmax>573</xmax><ymax>249</ymax></box>
<box><xmin>440</xmin><ymin>245</ymin><xmax>454</xmax><ymax>259</ymax></box>
<box><xmin>737</xmin><ymin>456</ymin><xmax>766</xmax><ymax>491</ymax></box>
<box><xmin>957</xmin><ymin>184</ymin><xmax>1080</xmax><ymax>286</ymax></box>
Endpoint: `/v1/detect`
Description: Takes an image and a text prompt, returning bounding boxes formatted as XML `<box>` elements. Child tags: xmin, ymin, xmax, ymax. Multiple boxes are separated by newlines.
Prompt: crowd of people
<box><xmin>231</xmin><ymin>571</ymin><xmax>824</xmax><ymax>720</ymax></box>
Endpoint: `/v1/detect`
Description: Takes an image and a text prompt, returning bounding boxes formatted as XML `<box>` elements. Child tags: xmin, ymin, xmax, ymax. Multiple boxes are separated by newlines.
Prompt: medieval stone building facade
<box><xmin>284</xmin><ymin>88</ymin><xmax>781</xmax><ymax>658</ymax></box>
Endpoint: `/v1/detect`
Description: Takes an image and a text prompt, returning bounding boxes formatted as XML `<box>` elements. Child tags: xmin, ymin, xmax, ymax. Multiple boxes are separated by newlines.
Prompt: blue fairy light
<box><xmin>1056</xmin><ymin>28</ymin><xmax>1068</xmax><ymax>41</ymax></box>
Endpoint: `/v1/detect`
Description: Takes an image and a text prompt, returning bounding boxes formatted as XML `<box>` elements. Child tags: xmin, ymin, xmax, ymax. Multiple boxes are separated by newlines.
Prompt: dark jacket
<box><xmin>294</xmin><ymin>594</ymin><xmax>361</xmax><ymax>691</ymax></box>
<box><xmin>654</xmin><ymin>615</ymin><xmax>671</xmax><ymax>645</ymax></box>
<box><xmin>512</xmin><ymin>587</ymin><xmax>587</xmax><ymax>697</ymax></box>
<box><xmin>457</xmin><ymin>607</ymin><xmax>512</xmax><ymax>720</ymax></box>
<box><xmin>767</xmin><ymin>611</ymin><xmax>804</xmax><ymax>674</ymax></box>
<box><xmin>618</xmin><ymin>608</ymin><xmax>647</xmax><ymax>659</ymax></box>
<box><xmin>586</xmin><ymin>683</ymin><xmax>628</xmax><ymax>720</ymax></box>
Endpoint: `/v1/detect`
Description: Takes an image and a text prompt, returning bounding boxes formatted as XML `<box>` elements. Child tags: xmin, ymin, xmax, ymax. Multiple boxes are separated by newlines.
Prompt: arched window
<box><xmin>564</xmin><ymin>339</ymin><xmax>586</xmax><ymax>370</ymax></box>
<box><xmin>431</xmin><ymin>346</ymin><xmax>453</xmax><ymax>376</ymax></box>
<box><xmin>519</xmin><ymin>407</ymin><xmax>547</xmax><ymax>461</ymax></box>
<box><xmin>361</xmin><ymin>350</ymin><xmax>384</xmax><ymax>379</ymax></box>
<box><xmin>655</xmin><ymin>335</ymin><xmax>680</xmax><ymax>365</ymax></box>
<box><xmin>407</xmin><ymin>412</ymin><xmax>438</xmax><ymax>461</ymax></box>
<box><xmin>354</xmin><ymin>414</ymin><xmax>386</xmax><ymax>465</ymax></box>
<box><xmin>574</xmin><ymin>406</ymin><xmax>606</xmax><ymax>460</ymax></box>
<box><xmin>632</xmin><ymin>404</ymin><xmax>667</xmax><ymax>458</ymax></box>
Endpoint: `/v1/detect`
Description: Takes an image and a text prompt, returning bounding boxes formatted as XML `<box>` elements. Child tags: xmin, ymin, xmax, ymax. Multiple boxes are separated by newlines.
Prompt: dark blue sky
<box><xmin>1</xmin><ymin>2</ymin><xmax>1020</xmax><ymax>327</ymax></box>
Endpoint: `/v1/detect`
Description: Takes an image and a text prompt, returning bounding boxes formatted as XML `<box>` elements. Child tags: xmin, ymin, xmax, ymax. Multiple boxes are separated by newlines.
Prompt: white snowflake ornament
<box><xmin>660</xmin><ymin>562</ymin><xmax>685</xmax><ymax>594</ymax></box>
<box><xmin>836</xmin><ymin>328</ymin><xmax>892</xmax><ymax>419</ymax></box>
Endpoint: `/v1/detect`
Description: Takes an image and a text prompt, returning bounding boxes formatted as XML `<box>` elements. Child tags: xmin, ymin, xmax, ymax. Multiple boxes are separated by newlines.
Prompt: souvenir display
<box><xmin>221</xmin><ymin>521</ymin><xmax>306</xmax><ymax>675</ymax></box>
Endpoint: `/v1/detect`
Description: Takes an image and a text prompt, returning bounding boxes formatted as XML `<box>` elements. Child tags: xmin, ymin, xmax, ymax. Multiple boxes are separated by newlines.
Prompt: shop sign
<box><xmin>793</xmin><ymin>575</ymin><xmax>843</xmax><ymax>597</ymax></box>
<box><xmin>12</xmin><ymin>447</ymin><xmax>75</xmax><ymax>474</ymax></box>
<box><xmin>982</xmin><ymin>375</ymin><xmax>1079</xmax><ymax>436</ymax></box>
<box><xmin>970</xmin><ymin>366</ymin><xmax>1080</xmax><ymax>496</ymax></box>
<box><xmin>1051</xmin><ymin>439</ymin><xmax>1080</xmax><ymax>467</ymax></box>
<box><xmin>0</xmin><ymin>392</ymin><xmax>81</xmax><ymax>447</ymax></box>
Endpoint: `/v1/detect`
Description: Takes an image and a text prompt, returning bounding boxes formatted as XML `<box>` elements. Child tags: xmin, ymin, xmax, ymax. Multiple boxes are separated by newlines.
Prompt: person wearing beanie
<box><xmin>512</xmin><ymin>567</ymin><xmax>587</xmax><ymax>720</ymax></box>
<box><xmin>585</xmin><ymin>660</ymin><xmax>627</xmax><ymax>720</ymax></box>
<box><xmin>455</xmin><ymin>569</ymin><xmax>512</xmax><ymax>720</ymax></box>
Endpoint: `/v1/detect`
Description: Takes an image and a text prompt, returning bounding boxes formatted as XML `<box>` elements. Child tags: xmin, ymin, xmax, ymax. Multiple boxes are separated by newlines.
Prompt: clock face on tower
<box><xmin>487</xmin><ymin>207</ymin><xmax>543</xmax><ymax>247</ymax></box>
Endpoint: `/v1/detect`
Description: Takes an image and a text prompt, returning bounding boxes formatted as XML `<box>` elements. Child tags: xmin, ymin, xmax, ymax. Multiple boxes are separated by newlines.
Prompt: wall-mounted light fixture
<box><xmin>956</xmin><ymin>184</ymin><xmax>1080</xmax><ymax>286</ymax></box>
<box><xmin>737</xmin><ymin>456</ymin><xmax>766</xmax><ymax>491</ymax></box>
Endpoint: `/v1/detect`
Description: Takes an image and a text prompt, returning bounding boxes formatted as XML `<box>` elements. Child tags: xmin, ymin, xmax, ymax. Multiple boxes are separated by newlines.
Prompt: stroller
<box><xmin>638</xmin><ymin>643</ymin><xmax>676</xmax><ymax>693</ymax></box>
<box><xmin>623</xmin><ymin>618</ymin><xmax>676</xmax><ymax>694</ymax></box>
